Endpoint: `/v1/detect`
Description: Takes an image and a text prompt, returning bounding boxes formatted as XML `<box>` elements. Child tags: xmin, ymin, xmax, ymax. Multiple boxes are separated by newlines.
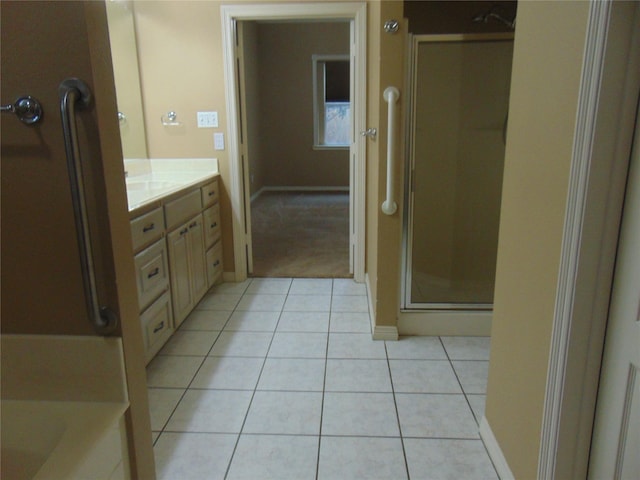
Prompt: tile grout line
<box><xmin>152</xmin><ymin>292</ymin><xmax>240</xmax><ymax>444</ymax></box>
<box><xmin>315</xmin><ymin>278</ymin><xmax>333</xmax><ymax>480</ymax></box>
<box><xmin>385</xmin><ymin>340</ymin><xmax>412</xmax><ymax>480</ymax></box>
<box><xmin>223</xmin><ymin>278</ymin><xmax>293</xmax><ymax>480</ymax></box>
<box><xmin>437</xmin><ymin>337</ymin><xmax>501</xmax><ymax>478</ymax></box>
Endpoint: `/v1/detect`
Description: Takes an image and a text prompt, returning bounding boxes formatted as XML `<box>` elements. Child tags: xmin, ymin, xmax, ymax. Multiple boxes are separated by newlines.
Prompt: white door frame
<box><xmin>221</xmin><ymin>2</ymin><xmax>367</xmax><ymax>282</ymax></box>
<box><xmin>538</xmin><ymin>1</ymin><xmax>640</xmax><ymax>478</ymax></box>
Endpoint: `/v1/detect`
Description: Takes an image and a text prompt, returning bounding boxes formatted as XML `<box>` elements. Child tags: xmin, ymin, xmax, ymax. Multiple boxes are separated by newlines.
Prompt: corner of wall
<box><xmin>479</xmin><ymin>416</ymin><xmax>515</xmax><ymax>480</ymax></box>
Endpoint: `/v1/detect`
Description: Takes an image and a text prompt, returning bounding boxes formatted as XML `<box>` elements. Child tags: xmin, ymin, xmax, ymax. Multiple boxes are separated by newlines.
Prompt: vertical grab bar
<box><xmin>59</xmin><ymin>78</ymin><xmax>118</xmax><ymax>335</ymax></box>
<box><xmin>382</xmin><ymin>86</ymin><xmax>400</xmax><ymax>215</ymax></box>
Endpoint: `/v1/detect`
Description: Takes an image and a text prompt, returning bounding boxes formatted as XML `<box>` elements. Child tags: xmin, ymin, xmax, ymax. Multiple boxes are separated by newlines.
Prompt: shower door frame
<box><xmin>401</xmin><ymin>32</ymin><xmax>515</xmax><ymax>312</ymax></box>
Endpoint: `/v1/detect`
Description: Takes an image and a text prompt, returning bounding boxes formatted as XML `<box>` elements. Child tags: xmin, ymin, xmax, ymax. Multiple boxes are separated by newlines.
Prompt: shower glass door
<box><xmin>404</xmin><ymin>34</ymin><xmax>514</xmax><ymax>309</ymax></box>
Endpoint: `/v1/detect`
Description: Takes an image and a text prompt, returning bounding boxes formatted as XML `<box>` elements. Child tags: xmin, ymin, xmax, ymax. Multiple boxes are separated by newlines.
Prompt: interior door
<box><xmin>589</xmin><ymin>99</ymin><xmax>640</xmax><ymax>479</ymax></box>
<box><xmin>0</xmin><ymin>1</ymin><xmax>154</xmax><ymax>476</ymax></box>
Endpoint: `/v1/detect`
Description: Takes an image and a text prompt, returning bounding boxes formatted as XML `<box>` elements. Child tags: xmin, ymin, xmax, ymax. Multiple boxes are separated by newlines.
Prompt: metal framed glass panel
<box><xmin>403</xmin><ymin>34</ymin><xmax>514</xmax><ymax>310</ymax></box>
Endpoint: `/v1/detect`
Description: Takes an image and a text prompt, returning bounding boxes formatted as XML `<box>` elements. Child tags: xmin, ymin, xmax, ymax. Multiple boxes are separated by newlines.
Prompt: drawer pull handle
<box><xmin>148</xmin><ymin>267</ymin><xmax>160</xmax><ymax>279</ymax></box>
<box><xmin>213</xmin><ymin>260</ymin><xmax>220</xmax><ymax>267</ymax></box>
<box><xmin>211</xmin><ymin>222</ymin><xmax>217</xmax><ymax>228</ymax></box>
<box><xmin>143</xmin><ymin>223</ymin><xmax>155</xmax><ymax>233</ymax></box>
<box><xmin>189</xmin><ymin>221</ymin><xmax>198</xmax><ymax>229</ymax></box>
<box><xmin>153</xmin><ymin>321</ymin><xmax>165</xmax><ymax>333</ymax></box>
<box><xmin>180</xmin><ymin>228</ymin><xmax>188</xmax><ymax>235</ymax></box>
<box><xmin>208</xmin><ymin>191</ymin><xmax>215</xmax><ymax>196</ymax></box>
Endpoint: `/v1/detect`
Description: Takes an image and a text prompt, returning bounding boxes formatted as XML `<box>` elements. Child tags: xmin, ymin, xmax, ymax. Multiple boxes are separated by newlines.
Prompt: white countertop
<box><xmin>125</xmin><ymin>171</ymin><xmax>218</xmax><ymax>211</ymax></box>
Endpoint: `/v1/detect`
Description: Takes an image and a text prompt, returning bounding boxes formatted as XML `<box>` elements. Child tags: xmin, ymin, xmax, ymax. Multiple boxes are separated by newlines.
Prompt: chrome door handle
<box><xmin>360</xmin><ymin>127</ymin><xmax>377</xmax><ymax>138</ymax></box>
<box><xmin>59</xmin><ymin>78</ymin><xmax>118</xmax><ymax>335</ymax></box>
<box><xmin>1</xmin><ymin>96</ymin><xmax>43</xmax><ymax>125</ymax></box>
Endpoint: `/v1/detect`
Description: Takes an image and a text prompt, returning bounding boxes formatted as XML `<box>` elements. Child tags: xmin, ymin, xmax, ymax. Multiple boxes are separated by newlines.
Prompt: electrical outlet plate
<box><xmin>197</xmin><ymin>111</ymin><xmax>218</xmax><ymax>128</ymax></box>
<box><xmin>214</xmin><ymin>132</ymin><xmax>225</xmax><ymax>151</ymax></box>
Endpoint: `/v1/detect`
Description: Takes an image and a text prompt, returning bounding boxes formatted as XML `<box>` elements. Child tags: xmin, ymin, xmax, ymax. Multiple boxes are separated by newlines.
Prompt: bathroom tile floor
<box><xmin>147</xmin><ymin>278</ymin><xmax>497</xmax><ymax>480</ymax></box>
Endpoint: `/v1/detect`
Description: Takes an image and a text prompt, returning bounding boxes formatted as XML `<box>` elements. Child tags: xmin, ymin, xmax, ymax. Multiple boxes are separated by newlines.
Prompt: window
<box><xmin>313</xmin><ymin>55</ymin><xmax>351</xmax><ymax>148</ymax></box>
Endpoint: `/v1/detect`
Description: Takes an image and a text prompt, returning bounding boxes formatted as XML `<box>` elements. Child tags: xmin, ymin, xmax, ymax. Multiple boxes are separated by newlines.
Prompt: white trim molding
<box><xmin>480</xmin><ymin>417</ymin><xmax>515</xmax><ymax>480</ymax></box>
<box><xmin>221</xmin><ymin>3</ymin><xmax>367</xmax><ymax>283</ymax></box>
<box><xmin>538</xmin><ymin>2</ymin><xmax>612</xmax><ymax>478</ymax></box>
<box><xmin>372</xmin><ymin>325</ymin><xmax>398</xmax><ymax>341</ymax></box>
<box><xmin>250</xmin><ymin>186</ymin><xmax>350</xmax><ymax>203</ymax></box>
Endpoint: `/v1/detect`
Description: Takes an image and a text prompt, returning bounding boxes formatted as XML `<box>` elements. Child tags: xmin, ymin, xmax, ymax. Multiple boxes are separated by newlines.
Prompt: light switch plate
<box><xmin>214</xmin><ymin>132</ymin><xmax>225</xmax><ymax>150</ymax></box>
<box><xmin>197</xmin><ymin>111</ymin><xmax>218</xmax><ymax>128</ymax></box>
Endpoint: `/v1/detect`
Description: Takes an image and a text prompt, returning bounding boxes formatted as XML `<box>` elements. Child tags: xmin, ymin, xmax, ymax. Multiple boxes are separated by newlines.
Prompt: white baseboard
<box><xmin>251</xmin><ymin>185</ymin><xmax>349</xmax><ymax>202</ymax></box>
<box><xmin>479</xmin><ymin>416</ymin><xmax>515</xmax><ymax>480</ymax></box>
<box><xmin>365</xmin><ymin>273</ymin><xmax>399</xmax><ymax>340</ymax></box>
<box><xmin>222</xmin><ymin>272</ymin><xmax>237</xmax><ymax>283</ymax></box>
<box><xmin>372</xmin><ymin>325</ymin><xmax>399</xmax><ymax>341</ymax></box>
<box><xmin>365</xmin><ymin>273</ymin><xmax>375</xmax><ymax>334</ymax></box>
<box><xmin>250</xmin><ymin>187</ymin><xmax>266</xmax><ymax>203</ymax></box>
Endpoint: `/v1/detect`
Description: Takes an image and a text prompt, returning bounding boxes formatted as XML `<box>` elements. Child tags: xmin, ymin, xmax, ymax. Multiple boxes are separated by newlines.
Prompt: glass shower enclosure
<box><xmin>403</xmin><ymin>33</ymin><xmax>514</xmax><ymax>310</ymax></box>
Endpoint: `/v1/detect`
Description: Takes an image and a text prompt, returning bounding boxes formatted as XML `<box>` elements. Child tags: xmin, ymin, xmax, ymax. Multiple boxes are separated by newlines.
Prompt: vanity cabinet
<box><xmin>131</xmin><ymin>206</ymin><xmax>173</xmax><ymax>362</ymax></box>
<box><xmin>202</xmin><ymin>182</ymin><xmax>223</xmax><ymax>286</ymax></box>
<box><xmin>167</xmin><ymin>213</ymin><xmax>207</xmax><ymax>327</ymax></box>
<box><xmin>129</xmin><ymin>176</ymin><xmax>222</xmax><ymax>362</ymax></box>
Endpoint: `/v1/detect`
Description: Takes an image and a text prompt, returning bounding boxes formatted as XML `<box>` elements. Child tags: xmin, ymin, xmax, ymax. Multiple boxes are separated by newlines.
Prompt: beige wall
<box><xmin>369</xmin><ymin>0</ymin><xmax>405</xmax><ymax>328</ymax></box>
<box><xmin>252</xmin><ymin>22</ymin><xmax>350</xmax><ymax>189</ymax></box>
<box><xmin>127</xmin><ymin>0</ymin><xmax>388</xmax><ymax>287</ymax></box>
<box><xmin>485</xmin><ymin>2</ymin><xmax>591</xmax><ymax>478</ymax></box>
<box><xmin>1</xmin><ymin>2</ymin><xmax>155</xmax><ymax>476</ymax></box>
<box><xmin>132</xmin><ymin>0</ymin><xmax>235</xmax><ymax>268</ymax></box>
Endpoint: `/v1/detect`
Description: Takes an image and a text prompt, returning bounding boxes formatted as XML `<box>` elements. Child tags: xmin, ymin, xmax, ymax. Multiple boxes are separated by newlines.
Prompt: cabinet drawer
<box><xmin>141</xmin><ymin>291</ymin><xmax>173</xmax><ymax>363</ymax></box>
<box><xmin>130</xmin><ymin>207</ymin><xmax>164</xmax><ymax>252</ymax></box>
<box><xmin>203</xmin><ymin>204</ymin><xmax>221</xmax><ymax>248</ymax></box>
<box><xmin>201</xmin><ymin>180</ymin><xmax>219</xmax><ymax>208</ymax></box>
<box><xmin>206</xmin><ymin>242</ymin><xmax>223</xmax><ymax>287</ymax></box>
<box><xmin>134</xmin><ymin>238</ymin><xmax>169</xmax><ymax>311</ymax></box>
<box><xmin>165</xmin><ymin>189</ymin><xmax>201</xmax><ymax>230</ymax></box>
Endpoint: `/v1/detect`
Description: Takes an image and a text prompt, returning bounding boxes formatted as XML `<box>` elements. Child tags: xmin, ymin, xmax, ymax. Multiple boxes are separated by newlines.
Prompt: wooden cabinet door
<box><xmin>188</xmin><ymin>214</ymin><xmax>208</xmax><ymax>304</ymax></box>
<box><xmin>167</xmin><ymin>223</ymin><xmax>192</xmax><ymax>326</ymax></box>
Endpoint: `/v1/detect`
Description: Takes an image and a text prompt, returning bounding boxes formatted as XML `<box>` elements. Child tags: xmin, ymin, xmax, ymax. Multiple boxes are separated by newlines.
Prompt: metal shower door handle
<box><xmin>59</xmin><ymin>78</ymin><xmax>118</xmax><ymax>335</ymax></box>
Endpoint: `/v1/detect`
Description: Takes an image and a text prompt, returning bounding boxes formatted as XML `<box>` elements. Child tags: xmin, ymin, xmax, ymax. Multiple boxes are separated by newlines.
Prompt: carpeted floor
<box><xmin>250</xmin><ymin>191</ymin><xmax>350</xmax><ymax>278</ymax></box>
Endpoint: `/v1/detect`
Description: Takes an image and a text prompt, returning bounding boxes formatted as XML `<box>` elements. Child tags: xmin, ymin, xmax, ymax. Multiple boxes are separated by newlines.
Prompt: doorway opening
<box><xmin>236</xmin><ymin>20</ymin><xmax>351</xmax><ymax>278</ymax></box>
<box><xmin>221</xmin><ymin>3</ymin><xmax>367</xmax><ymax>283</ymax></box>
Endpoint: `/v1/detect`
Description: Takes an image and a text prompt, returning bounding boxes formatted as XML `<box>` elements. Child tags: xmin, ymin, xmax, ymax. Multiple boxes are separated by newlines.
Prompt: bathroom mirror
<box><xmin>105</xmin><ymin>0</ymin><xmax>148</xmax><ymax>160</ymax></box>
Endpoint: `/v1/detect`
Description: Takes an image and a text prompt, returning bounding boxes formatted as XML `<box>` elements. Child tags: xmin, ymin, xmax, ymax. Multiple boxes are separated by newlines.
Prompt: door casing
<box><xmin>221</xmin><ymin>2</ymin><xmax>367</xmax><ymax>282</ymax></box>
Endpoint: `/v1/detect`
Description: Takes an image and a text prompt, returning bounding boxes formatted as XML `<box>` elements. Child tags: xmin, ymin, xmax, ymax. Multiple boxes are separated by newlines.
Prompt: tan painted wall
<box><xmin>485</xmin><ymin>2</ymin><xmax>590</xmax><ymax>478</ymax></box>
<box><xmin>1</xmin><ymin>2</ymin><xmax>154</xmax><ymax>476</ymax></box>
<box><xmin>105</xmin><ymin>0</ymin><xmax>148</xmax><ymax>160</ymax></box>
<box><xmin>132</xmin><ymin>0</ymin><xmax>235</xmax><ymax>268</ymax></box>
<box><xmin>371</xmin><ymin>0</ymin><xmax>406</xmax><ymax>328</ymax></box>
<box><xmin>127</xmin><ymin>0</ymin><xmax>389</xmax><ymax>283</ymax></box>
<box><xmin>254</xmin><ymin>22</ymin><xmax>350</xmax><ymax>188</ymax></box>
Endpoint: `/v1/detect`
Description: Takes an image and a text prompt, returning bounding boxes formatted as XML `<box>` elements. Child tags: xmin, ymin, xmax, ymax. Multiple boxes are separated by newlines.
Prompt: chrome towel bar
<box><xmin>59</xmin><ymin>78</ymin><xmax>118</xmax><ymax>335</ymax></box>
